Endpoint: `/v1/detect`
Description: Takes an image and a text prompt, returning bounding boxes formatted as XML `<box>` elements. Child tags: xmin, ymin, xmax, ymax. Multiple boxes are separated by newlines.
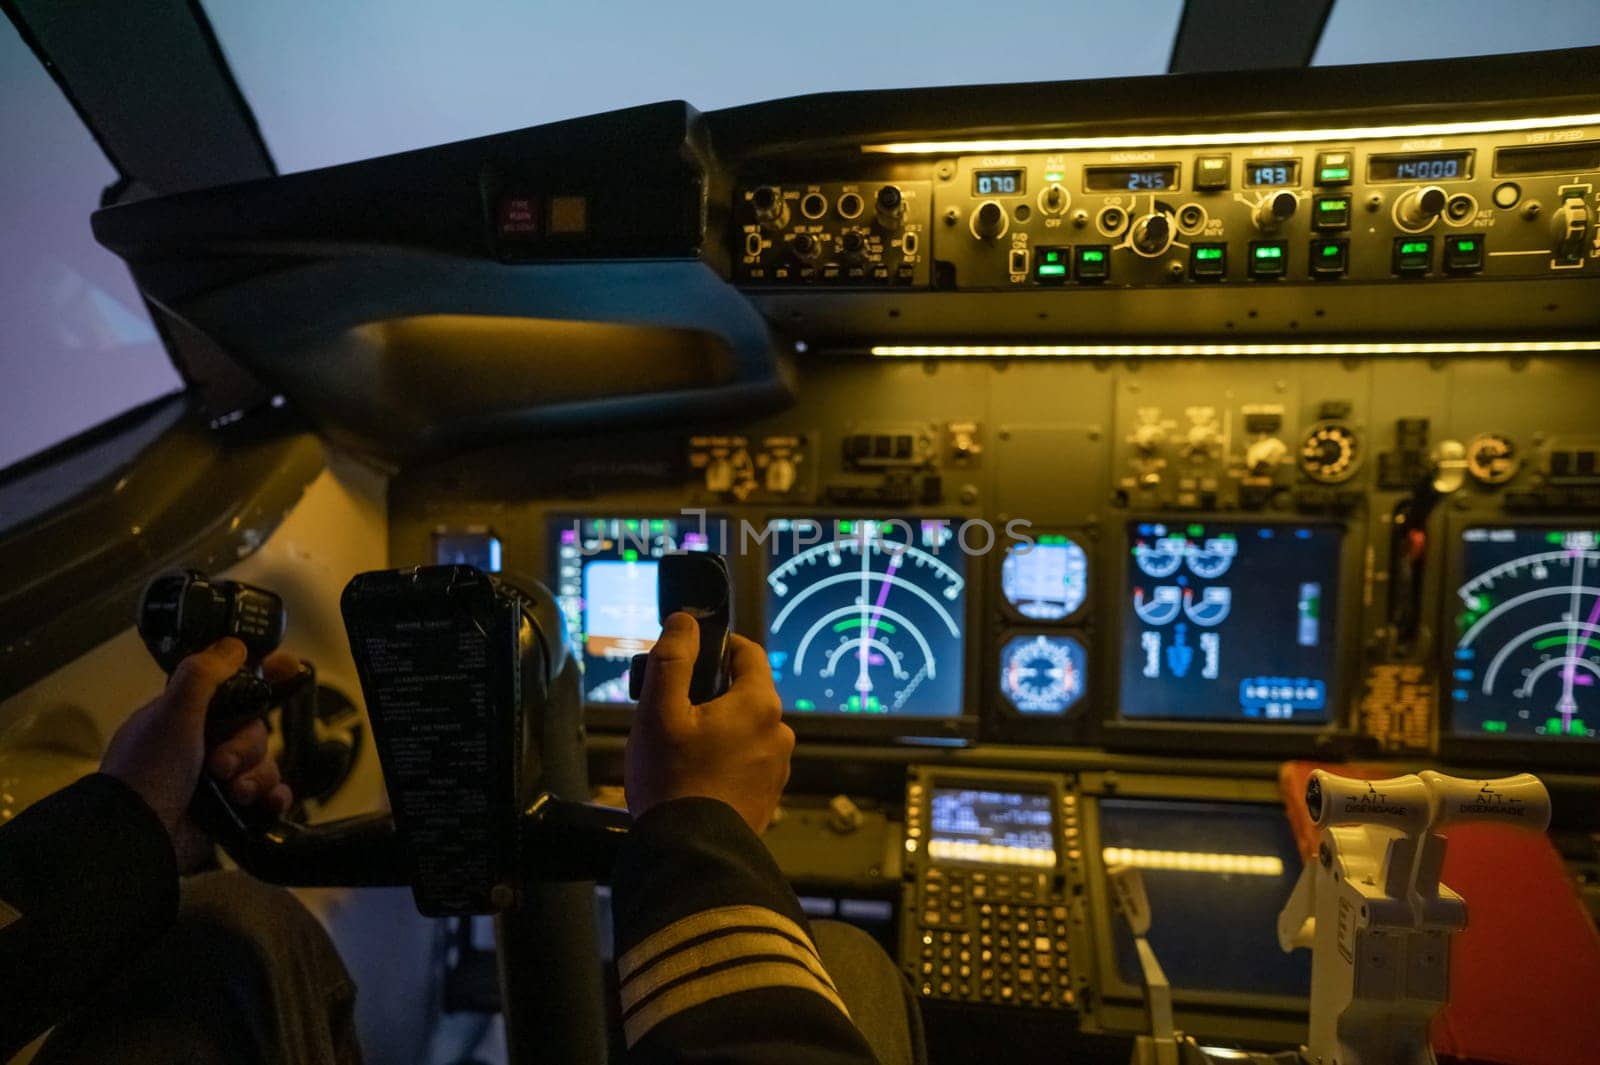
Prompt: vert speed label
<box><xmin>1452</xmin><ymin>527</ymin><xmax>1600</xmax><ymax>740</ymax></box>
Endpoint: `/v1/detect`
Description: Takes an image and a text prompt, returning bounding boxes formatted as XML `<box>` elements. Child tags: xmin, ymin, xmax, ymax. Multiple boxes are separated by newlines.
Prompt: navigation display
<box><xmin>1450</xmin><ymin>527</ymin><xmax>1599</xmax><ymax>740</ymax></box>
<box><xmin>549</xmin><ymin>516</ymin><xmax>716</xmax><ymax>704</ymax></box>
<box><xmin>1099</xmin><ymin>798</ymin><xmax>1308</xmax><ymax>997</ymax></box>
<box><xmin>929</xmin><ymin>788</ymin><xmax>1056</xmax><ymax>867</ymax></box>
<box><xmin>764</xmin><ymin>518</ymin><xmax>966</xmax><ymax>716</ymax></box>
<box><xmin>1001</xmin><ymin>534</ymin><xmax>1089</xmax><ymax>620</ymax></box>
<box><xmin>1119</xmin><ymin>522</ymin><xmax>1341</xmax><ymax>723</ymax></box>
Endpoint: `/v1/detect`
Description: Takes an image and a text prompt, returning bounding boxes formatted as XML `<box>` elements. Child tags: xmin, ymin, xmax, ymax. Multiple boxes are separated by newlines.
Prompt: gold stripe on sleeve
<box><xmin>623</xmin><ymin>958</ymin><xmax>851</xmax><ymax>1048</ymax></box>
<box><xmin>621</xmin><ymin>928</ymin><xmax>840</xmax><ymax>1014</ymax></box>
<box><xmin>618</xmin><ymin>904</ymin><xmax>819</xmax><ymax>983</ymax></box>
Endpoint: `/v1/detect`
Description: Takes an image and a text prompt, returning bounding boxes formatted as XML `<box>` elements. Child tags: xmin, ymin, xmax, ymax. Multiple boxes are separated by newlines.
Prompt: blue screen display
<box><xmin>764</xmin><ymin>518</ymin><xmax>966</xmax><ymax>716</ymax></box>
<box><xmin>1119</xmin><ymin>522</ymin><xmax>1341</xmax><ymax>722</ymax></box>
<box><xmin>549</xmin><ymin>516</ymin><xmax>717</xmax><ymax>704</ymax></box>
<box><xmin>1001</xmin><ymin>536</ymin><xmax>1089</xmax><ymax>620</ymax></box>
<box><xmin>1451</xmin><ymin>526</ymin><xmax>1600</xmax><ymax>740</ymax></box>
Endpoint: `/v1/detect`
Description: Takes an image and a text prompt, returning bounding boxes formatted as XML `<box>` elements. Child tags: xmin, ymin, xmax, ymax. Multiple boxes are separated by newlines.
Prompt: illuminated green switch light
<box><xmin>1457</xmin><ymin>240</ymin><xmax>1476</xmax><ymax>251</ymax></box>
<box><xmin>1318</xmin><ymin>167</ymin><xmax>1350</xmax><ymax>182</ymax></box>
<box><xmin>1044</xmin><ymin>171</ymin><xmax>1064</xmax><ymax>182</ymax></box>
<box><xmin>1038</xmin><ymin>264</ymin><xmax>1067</xmax><ymax>276</ymax></box>
<box><xmin>1254</xmin><ymin>245</ymin><xmax>1283</xmax><ymax>259</ymax></box>
<box><xmin>1196</xmin><ymin>247</ymin><xmax>1223</xmax><ymax>260</ymax></box>
<box><xmin>1082</xmin><ymin>250</ymin><xmax>1105</xmax><ymax>262</ymax></box>
<box><xmin>1483</xmin><ymin>721</ymin><xmax>1508</xmax><ymax>733</ymax></box>
<box><xmin>1401</xmin><ymin>241</ymin><xmax>1429</xmax><ymax>255</ymax></box>
<box><xmin>1318</xmin><ymin>199</ymin><xmax>1347</xmax><ymax>211</ymax></box>
<box><xmin>1321</xmin><ymin>244</ymin><xmax>1340</xmax><ymax>257</ymax></box>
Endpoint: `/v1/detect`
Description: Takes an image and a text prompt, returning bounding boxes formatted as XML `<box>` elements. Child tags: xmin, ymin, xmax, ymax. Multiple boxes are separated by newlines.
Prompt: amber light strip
<box><xmin>870</xmin><ymin>341</ymin><xmax>1600</xmax><ymax>358</ymax></box>
<box><xmin>862</xmin><ymin>114</ymin><xmax>1600</xmax><ymax>156</ymax></box>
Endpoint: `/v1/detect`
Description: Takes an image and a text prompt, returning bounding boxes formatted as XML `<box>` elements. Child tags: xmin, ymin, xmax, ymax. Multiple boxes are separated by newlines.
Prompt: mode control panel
<box><xmin>735</xmin><ymin>181</ymin><xmax>932</xmax><ymax>286</ymax></box>
<box><xmin>900</xmin><ymin>769</ymin><xmax>1090</xmax><ymax>1010</ymax></box>
<box><xmin>735</xmin><ymin>118</ymin><xmax>1599</xmax><ymax>290</ymax></box>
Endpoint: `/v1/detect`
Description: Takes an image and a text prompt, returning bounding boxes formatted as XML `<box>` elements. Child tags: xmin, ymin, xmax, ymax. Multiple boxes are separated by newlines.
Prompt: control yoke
<box><xmin>135</xmin><ymin>566</ymin><xmax>631</xmax><ymax>903</ymax></box>
<box><xmin>1277</xmin><ymin>768</ymin><xmax>1552</xmax><ymax>1065</ymax></box>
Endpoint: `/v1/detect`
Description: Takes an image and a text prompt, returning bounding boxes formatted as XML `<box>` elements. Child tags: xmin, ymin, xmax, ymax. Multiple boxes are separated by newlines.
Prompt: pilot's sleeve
<box><xmin>0</xmin><ymin>772</ymin><xmax>180</xmax><ymax>1060</ymax></box>
<box><xmin>610</xmin><ymin>797</ymin><xmax>881</xmax><ymax>1064</ymax></box>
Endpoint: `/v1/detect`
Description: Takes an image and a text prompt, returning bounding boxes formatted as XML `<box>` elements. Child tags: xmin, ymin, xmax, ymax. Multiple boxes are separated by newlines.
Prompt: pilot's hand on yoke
<box><xmin>100</xmin><ymin>637</ymin><xmax>296</xmax><ymax>870</ymax></box>
<box><xmin>626</xmin><ymin>612</ymin><xmax>794</xmax><ymax>834</ymax></box>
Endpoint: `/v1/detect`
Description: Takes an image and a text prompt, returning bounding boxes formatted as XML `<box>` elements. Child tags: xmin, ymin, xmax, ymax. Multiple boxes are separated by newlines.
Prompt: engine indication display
<box><xmin>1451</xmin><ymin>527</ymin><xmax>1600</xmax><ymax>740</ymax></box>
<box><xmin>1120</xmin><ymin>522</ymin><xmax>1341</xmax><ymax>723</ymax></box>
<box><xmin>550</xmin><ymin>516</ymin><xmax>715</xmax><ymax>704</ymax></box>
<box><xmin>765</xmin><ymin>519</ymin><xmax>965</xmax><ymax>716</ymax></box>
<box><xmin>1000</xmin><ymin>534</ymin><xmax>1089</xmax><ymax>619</ymax></box>
<box><xmin>999</xmin><ymin>634</ymin><xmax>1087</xmax><ymax>715</ymax></box>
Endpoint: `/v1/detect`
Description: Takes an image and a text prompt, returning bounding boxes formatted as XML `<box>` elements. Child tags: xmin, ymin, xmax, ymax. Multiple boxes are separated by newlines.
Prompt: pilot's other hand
<box><xmin>101</xmin><ymin>638</ymin><xmax>296</xmax><ymax>869</ymax></box>
<box><xmin>626</xmin><ymin>612</ymin><xmax>794</xmax><ymax>834</ymax></box>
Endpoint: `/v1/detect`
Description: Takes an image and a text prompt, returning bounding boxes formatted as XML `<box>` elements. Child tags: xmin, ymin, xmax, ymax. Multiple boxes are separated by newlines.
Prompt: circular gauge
<box><xmin>999</xmin><ymin>634</ymin><xmax>1087</xmax><ymax>715</ymax></box>
<box><xmin>1466</xmin><ymin>432</ymin><xmax>1519</xmax><ymax>485</ymax></box>
<box><xmin>766</xmin><ymin>520</ymin><xmax>966</xmax><ymax>715</ymax></box>
<box><xmin>1183</xmin><ymin>536</ymin><xmax>1238</xmax><ymax>579</ymax></box>
<box><xmin>1133</xmin><ymin>531</ymin><xmax>1187</xmax><ymax>578</ymax></box>
<box><xmin>1300</xmin><ymin>421</ymin><xmax>1360</xmax><ymax>484</ymax></box>
<box><xmin>1452</xmin><ymin>527</ymin><xmax>1600</xmax><ymax>739</ymax></box>
<box><xmin>1001</xmin><ymin>535</ymin><xmax>1090</xmax><ymax>620</ymax></box>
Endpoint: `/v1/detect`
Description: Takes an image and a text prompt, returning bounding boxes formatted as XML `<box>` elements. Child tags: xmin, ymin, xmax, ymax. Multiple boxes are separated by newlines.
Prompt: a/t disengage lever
<box><xmin>629</xmin><ymin>552</ymin><xmax>733</xmax><ymax>704</ymax></box>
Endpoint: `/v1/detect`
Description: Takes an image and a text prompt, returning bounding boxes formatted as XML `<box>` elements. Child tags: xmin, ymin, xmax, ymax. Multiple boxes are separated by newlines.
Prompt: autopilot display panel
<box><xmin>549</xmin><ymin>516</ymin><xmax>716</xmax><ymax>704</ymax></box>
<box><xmin>1120</xmin><ymin>522</ymin><xmax>1341</xmax><ymax>723</ymax></box>
<box><xmin>1451</xmin><ymin>526</ymin><xmax>1600</xmax><ymax>741</ymax></box>
<box><xmin>763</xmin><ymin>518</ymin><xmax>967</xmax><ymax>717</ymax></box>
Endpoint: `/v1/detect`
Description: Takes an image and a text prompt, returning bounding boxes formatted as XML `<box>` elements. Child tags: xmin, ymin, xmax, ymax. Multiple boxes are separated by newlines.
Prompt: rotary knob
<box><xmin>1253</xmin><ymin>191</ymin><xmax>1298</xmax><ymax>231</ymax></box>
<box><xmin>1246</xmin><ymin>436</ymin><xmax>1288</xmax><ymax>475</ymax></box>
<box><xmin>764</xmin><ymin>456</ymin><xmax>798</xmax><ymax>494</ymax></box>
<box><xmin>1184</xmin><ymin>421</ymin><xmax>1219</xmax><ymax>459</ymax></box>
<box><xmin>751</xmin><ymin>185</ymin><xmax>789</xmax><ymax>230</ymax></box>
<box><xmin>1132</xmin><ymin>424</ymin><xmax>1165</xmax><ymax>455</ymax></box>
<box><xmin>875</xmin><ymin>185</ymin><xmax>906</xmax><ymax>229</ymax></box>
<box><xmin>704</xmin><ymin>457</ymin><xmax>735</xmax><ymax>494</ymax></box>
<box><xmin>1396</xmin><ymin>185</ymin><xmax>1448</xmax><ymax>230</ymax></box>
<box><xmin>972</xmin><ymin>200</ymin><xmax>1008</xmax><ymax>240</ymax></box>
<box><xmin>1130</xmin><ymin>213</ymin><xmax>1174</xmax><ymax>258</ymax></box>
<box><xmin>790</xmin><ymin>233</ymin><xmax>822</xmax><ymax>261</ymax></box>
